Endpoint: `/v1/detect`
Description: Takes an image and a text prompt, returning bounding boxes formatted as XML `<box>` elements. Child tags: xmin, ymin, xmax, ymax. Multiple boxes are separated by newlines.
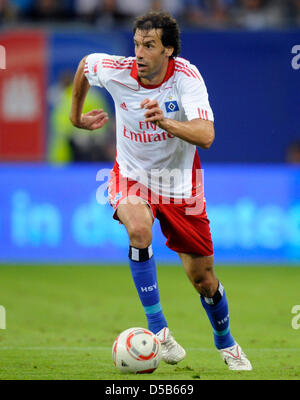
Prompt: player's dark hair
<box><xmin>133</xmin><ymin>11</ymin><xmax>181</xmax><ymax>58</ymax></box>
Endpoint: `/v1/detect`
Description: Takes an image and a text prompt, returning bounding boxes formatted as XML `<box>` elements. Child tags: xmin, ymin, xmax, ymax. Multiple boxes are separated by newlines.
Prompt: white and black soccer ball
<box><xmin>112</xmin><ymin>327</ymin><xmax>162</xmax><ymax>374</ymax></box>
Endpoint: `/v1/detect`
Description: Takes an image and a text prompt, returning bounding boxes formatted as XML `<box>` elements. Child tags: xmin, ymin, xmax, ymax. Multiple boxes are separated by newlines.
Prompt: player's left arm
<box><xmin>141</xmin><ymin>98</ymin><xmax>214</xmax><ymax>149</ymax></box>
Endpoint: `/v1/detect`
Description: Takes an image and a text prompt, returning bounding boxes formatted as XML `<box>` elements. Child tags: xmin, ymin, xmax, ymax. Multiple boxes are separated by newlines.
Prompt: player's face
<box><xmin>134</xmin><ymin>29</ymin><xmax>173</xmax><ymax>84</ymax></box>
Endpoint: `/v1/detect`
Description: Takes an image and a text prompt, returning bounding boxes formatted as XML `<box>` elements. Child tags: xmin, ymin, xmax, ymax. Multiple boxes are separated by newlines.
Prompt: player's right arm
<box><xmin>69</xmin><ymin>56</ymin><xmax>109</xmax><ymax>130</ymax></box>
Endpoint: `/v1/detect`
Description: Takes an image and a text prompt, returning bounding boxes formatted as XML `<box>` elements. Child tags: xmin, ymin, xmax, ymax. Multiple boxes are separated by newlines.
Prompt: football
<box><xmin>112</xmin><ymin>327</ymin><xmax>162</xmax><ymax>374</ymax></box>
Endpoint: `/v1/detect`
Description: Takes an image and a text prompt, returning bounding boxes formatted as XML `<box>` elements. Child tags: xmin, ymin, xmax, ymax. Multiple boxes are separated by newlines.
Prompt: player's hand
<box><xmin>71</xmin><ymin>109</ymin><xmax>109</xmax><ymax>130</ymax></box>
<box><xmin>141</xmin><ymin>99</ymin><xmax>165</xmax><ymax>128</ymax></box>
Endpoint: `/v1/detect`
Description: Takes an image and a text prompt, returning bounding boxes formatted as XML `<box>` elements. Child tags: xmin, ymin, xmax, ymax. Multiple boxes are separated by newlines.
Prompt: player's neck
<box><xmin>140</xmin><ymin>59</ymin><xmax>170</xmax><ymax>87</ymax></box>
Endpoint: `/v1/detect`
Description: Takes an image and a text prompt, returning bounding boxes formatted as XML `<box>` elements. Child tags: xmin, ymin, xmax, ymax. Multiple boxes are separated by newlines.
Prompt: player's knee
<box><xmin>127</xmin><ymin>221</ymin><xmax>152</xmax><ymax>248</ymax></box>
<box><xmin>192</xmin><ymin>274</ymin><xmax>216</xmax><ymax>297</ymax></box>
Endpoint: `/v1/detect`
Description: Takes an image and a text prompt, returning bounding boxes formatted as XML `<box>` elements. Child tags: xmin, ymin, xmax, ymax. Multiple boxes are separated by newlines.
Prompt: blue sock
<box><xmin>200</xmin><ymin>282</ymin><xmax>235</xmax><ymax>350</ymax></box>
<box><xmin>128</xmin><ymin>245</ymin><xmax>167</xmax><ymax>334</ymax></box>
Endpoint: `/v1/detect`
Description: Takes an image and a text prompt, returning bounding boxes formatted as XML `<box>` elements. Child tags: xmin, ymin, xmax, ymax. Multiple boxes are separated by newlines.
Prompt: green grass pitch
<box><xmin>0</xmin><ymin>264</ymin><xmax>299</xmax><ymax>380</ymax></box>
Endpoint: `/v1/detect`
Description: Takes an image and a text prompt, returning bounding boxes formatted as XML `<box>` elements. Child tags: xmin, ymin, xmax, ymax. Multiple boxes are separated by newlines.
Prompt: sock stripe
<box><xmin>148</xmin><ymin>245</ymin><xmax>153</xmax><ymax>259</ymax></box>
<box><xmin>213</xmin><ymin>326</ymin><xmax>230</xmax><ymax>336</ymax></box>
<box><xmin>144</xmin><ymin>303</ymin><xmax>162</xmax><ymax>315</ymax></box>
<box><xmin>131</xmin><ymin>247</ymin><xmax>140</xmax><ymax>261</ymax></box>
<box><xmin>203</xmin><ymin>281</ymin><xmax>224</xmax><ymax>305</ymax></box>
<box><xmin>129</xmin><ymin>245</ymin><xmax>153</xmax><ymax>262</ymax></box>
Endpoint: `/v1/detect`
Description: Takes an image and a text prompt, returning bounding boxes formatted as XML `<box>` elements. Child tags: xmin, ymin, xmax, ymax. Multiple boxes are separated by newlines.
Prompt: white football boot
<box><xmin>156</xmin><ymin>327</ymin><xmax>186</xmax><ymax>365</ymax></box>
<box><xmin>219</xmin><ymin>343</ymin><xmax>252</xmax><ymax>371</ymax></box>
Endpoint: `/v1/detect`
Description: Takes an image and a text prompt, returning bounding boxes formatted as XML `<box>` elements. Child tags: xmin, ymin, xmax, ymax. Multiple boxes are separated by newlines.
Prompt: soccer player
<box><xmin>70</xmin><ymin>11</ymin><xmax>252</xmax><ymax>371</ymax></box>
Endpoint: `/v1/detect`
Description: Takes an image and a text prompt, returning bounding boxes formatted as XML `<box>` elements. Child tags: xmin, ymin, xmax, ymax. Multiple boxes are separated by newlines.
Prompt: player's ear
<box><xmin>165</xmin><ymin>46</ymin><xmax>174</xmax><ymax>58</ymax></box>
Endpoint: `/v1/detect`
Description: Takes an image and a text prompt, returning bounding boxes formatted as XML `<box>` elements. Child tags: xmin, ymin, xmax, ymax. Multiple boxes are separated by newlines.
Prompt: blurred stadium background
<box><xmin>0</xmin><ymin>0</ymin><xmax>299</xmax><ymax>265</ymax></box>
<box><xmin>0</xmin><ymin>0</ymin><xmax>300</xmax><ymax>381</ymax></box>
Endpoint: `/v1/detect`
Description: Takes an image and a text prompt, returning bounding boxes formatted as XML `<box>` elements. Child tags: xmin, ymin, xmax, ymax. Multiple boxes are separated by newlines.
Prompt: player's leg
<box><xmin>117</xmin><ymin>197</ymin><xmax>186</xmax><ymax>364</ymax></box>
<box><xmin>178</xmin><ymin>252</ymin><xmax>235</xmax><ymax>349</ymax></box>
<box><xmin>178</xmin><ymin>252</ymin><xmax>252</xmax><ymax>370</ymax></box>
<box><xmin>117</xmin><ymin>197</ymin><xmax>168</xmax><ymax>334</ymax></box>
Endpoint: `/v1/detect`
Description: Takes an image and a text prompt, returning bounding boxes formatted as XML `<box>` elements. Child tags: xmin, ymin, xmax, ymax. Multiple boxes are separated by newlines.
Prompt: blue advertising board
<box><xmin>0</xmin><ymin>164</ymin><xmax>299</xmax><ymax>264</ymax></box>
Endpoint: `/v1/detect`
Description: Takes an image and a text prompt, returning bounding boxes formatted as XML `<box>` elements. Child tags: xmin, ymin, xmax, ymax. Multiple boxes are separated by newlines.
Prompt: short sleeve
<box><xmin>84</xmin><ymin>53</ymin><xmax>128</xmax><ymax>90</ymax></box>
<box><xmin>84</xmin><ymin>53</ymin><xmax>109</xmax><ymax>88</ymax></box>
<box><xmin>179</xmin><ymin>65</ymin><xmax>214</xmax><ymax>122</ymax></box>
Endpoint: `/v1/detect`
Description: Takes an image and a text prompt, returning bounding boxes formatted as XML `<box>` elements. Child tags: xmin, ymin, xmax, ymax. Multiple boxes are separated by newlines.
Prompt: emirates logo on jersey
<box><xmin>120</xmin><ymin>102</ymin><xmax>128</xmax><ymax>111</ymax></box>
<box><xmin>123</xmin><ymin>124</ymin><xmax>175</xmax><ymax>143</ymax></box>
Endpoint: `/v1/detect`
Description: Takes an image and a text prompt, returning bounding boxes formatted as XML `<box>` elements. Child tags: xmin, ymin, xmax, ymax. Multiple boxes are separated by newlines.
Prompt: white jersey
<box><xmin>84</xmin><ymin>53</ymin><xmax>214</xmax><ymax>198</ymax></box>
